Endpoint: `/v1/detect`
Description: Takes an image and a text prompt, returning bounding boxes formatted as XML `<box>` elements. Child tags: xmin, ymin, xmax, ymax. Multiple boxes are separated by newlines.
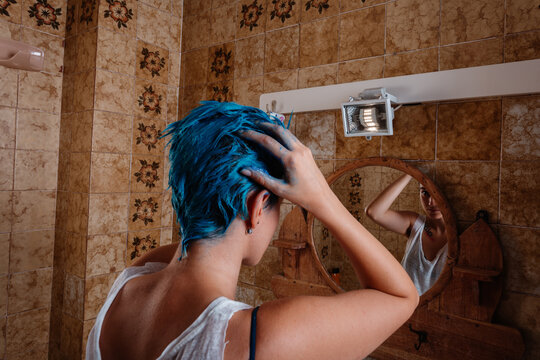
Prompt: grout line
<box><xmin>497</xmin><ymin>98</ymin><xmax>504</xmax><ymax>225</ymax></box>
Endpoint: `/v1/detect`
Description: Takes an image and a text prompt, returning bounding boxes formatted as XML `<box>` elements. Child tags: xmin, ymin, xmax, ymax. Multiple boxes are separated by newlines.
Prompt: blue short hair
<box><xmin>162</xmin><ymin>101</ymin><xmax>285</xmax><ymax>257</ymax></box>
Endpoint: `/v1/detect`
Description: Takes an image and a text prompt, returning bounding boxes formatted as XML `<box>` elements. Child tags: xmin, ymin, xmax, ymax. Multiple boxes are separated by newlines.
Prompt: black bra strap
<box><xmin>249</xmin><ymin>306</ymin><xmax>260</xmax><ymax>360</ymax></box>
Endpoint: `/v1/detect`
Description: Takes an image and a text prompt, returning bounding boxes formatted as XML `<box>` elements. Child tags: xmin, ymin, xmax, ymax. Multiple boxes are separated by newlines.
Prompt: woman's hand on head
<box><xmin>240</xmin><ymin>123</ymin><xmax>333</xmax><ymax>216</ymax></box>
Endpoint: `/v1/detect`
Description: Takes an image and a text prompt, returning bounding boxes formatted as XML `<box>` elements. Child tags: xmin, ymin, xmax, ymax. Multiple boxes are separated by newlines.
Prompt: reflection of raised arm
<box><xmin>240</xmin><ymin>124</ymin><xmax>419</xmax><ymax>360</ymax></box>
<box><xmin>365</xmin><ymin>174</ymin><xmax>418</xmax><ymax>236</ymax></box>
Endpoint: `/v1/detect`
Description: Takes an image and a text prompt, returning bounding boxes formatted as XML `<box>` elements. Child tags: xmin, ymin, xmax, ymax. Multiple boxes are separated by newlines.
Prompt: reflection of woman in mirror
<box><xmin>88</xmin><ymin>102</ymin><xmax>419</xmax><ymax>360</ymax></box>
<box><xmin>365</xmin><ymin>174</ymin><xmax>448</xmax><ymax>295</ymax></box>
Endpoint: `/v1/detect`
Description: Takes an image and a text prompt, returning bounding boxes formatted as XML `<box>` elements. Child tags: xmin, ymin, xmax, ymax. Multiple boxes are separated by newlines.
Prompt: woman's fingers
<box><xmin>240</xmin><ymin>168</ymin><xmax>285</xmax><ymax>196</ymax></box>
<box><xmin>240</xmin><ymin>130</ymin><xmax>290</xmax><ymax>159</ymax></box>
<box><xmin>258</xmin><ymin>122</ymin><xmax>300</xmax><ymax>150</ymax></box>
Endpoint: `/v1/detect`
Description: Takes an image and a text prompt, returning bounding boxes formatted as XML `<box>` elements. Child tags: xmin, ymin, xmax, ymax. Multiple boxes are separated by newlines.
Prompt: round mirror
<box><xmin>308</xmin><ymin>158</ymin><xmax>457</xmax><ymax>302</ymax></box>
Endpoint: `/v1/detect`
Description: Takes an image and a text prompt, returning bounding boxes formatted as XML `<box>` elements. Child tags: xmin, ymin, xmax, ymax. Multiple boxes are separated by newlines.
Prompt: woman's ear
<box><xmin>246</xmin><ymin>190</ymin><xmax>271</xmax><ymax>229</ymax></box>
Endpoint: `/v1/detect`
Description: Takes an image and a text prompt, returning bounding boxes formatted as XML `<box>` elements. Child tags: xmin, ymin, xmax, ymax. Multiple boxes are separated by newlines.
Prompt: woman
<box><xmin>87</xmin><ymin>102</ymin><xmax>418</xmax><ymax>360</ymax></box>
<box><xmin>365</xmin><ymin>174</ymin><xmax>448</xmax><ymax>295</ymax></box>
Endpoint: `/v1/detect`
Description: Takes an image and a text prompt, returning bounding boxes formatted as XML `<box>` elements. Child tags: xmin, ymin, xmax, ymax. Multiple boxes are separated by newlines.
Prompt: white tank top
<box><xmin>86</xmin><ymin>262</ymin><xmax>252</xmax><ymax>360</ymax></box>
<box><xmin>401</xmin><ymin>215</ymin><xmax>448</xmax><ymax>295</ymax></box>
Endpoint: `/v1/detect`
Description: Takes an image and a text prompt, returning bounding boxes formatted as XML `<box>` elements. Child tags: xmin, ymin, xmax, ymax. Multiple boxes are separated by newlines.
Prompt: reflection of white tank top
<box><xmin>401</xmin><ymin>215</ymin><xmax>448</xmax><ymax>295</ymax></box>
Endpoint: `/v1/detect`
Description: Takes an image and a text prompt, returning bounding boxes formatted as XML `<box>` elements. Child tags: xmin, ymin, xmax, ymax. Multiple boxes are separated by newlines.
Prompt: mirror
<box><xmin>312</xmin><ymin>160</ymin><xmax>455</xmax><ymax>296</ymax></box>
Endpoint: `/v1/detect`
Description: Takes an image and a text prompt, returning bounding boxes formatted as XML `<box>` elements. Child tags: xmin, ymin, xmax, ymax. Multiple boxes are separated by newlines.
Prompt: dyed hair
<box><xmin>162</xmin><ymin>101</ymin><xmax>286</xmax><ymax>257</ymax></box>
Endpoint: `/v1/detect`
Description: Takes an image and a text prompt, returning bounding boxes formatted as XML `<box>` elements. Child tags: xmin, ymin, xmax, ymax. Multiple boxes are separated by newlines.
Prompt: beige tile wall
<box><xmin>179</xmin><ymin>1</ymin><xmax>539</xmax><ymax>359</ymax></box>
<box><xmin>0</xmin><ymin>0</ymin><xmax>67</xmax><ymax>358</ymax></box>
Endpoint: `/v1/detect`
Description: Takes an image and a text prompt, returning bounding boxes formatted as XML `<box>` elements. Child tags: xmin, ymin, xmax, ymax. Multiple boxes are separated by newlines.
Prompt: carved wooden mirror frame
<box><xmin>306</xmin><ymin>157</ymin><xmax>457</xmax><ymax>305</ymax></box>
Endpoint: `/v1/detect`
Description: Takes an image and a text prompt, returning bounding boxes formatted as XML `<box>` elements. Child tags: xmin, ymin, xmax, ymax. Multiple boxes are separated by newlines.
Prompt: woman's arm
<box><xmin>365</xmin><ymin>174</ymin><xmax>418</xmax><ymax>236</ymax></box>
<box><xmin>240</xmin><ymin>124</ymin><xmax>419</xmax><ymax>360</ymax></box>
<box><xmin>130</xmin><ymin>242</ymin><xmax>179</xmax><ymax>267</ymax></box>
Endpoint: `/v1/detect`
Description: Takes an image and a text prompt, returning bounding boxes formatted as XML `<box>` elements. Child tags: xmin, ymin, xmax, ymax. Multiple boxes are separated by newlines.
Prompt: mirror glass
<box><xmin>313</xmin><ymin>165</ymin><xmax>449</xmax><ymax>294</ymax></box>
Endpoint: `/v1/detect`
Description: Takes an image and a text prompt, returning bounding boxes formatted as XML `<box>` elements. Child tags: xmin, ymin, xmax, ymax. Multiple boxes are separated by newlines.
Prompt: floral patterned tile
<box><xmin>131</xmin><ymin>155</ymin><xmax>164</xmax><ymax>193</ymax></box>
<box><xmin>23</xmin><ymin>0</ymin><xmax>65</xmax><ymax>35</ymax></box>
<box><xmin>78</xmin><ymin>0</ymin><xmax>98</xmax><ymax>31</ymax></box>
<box><xmin>0</xmin><ymin>0</ymin><xmax>22</xmax><ymax>24</ymax></box>
<box><xmin>132</xmin><ymin>118</ymin><xmax>165</xmax><ymax>155</ymax></box>
<box><xmin>126</xmin><ymin>229</ymin><xmax>160</xmax><ymax>266</ymax></box>
<box><xmin>136</xmin><ymin>41</ymin><xmax>169</xmax><ymax>84</ymax></box>
<box><xmin>99</xmin><ymin>0</ymin><xmax>136</xmax><ymax>35</ymax></box>
<box><xmin>206</xmin><ymin>81</ymin><xmax>234</xmax><ymax>103</ymax></box>
<box><xmin>208</xmin><ymin>43</ymin><xmax>235</xmax><ymax>82</ymax></box>
<box><xmin>128</xmin><ymin>193</ymin><xmax>162</xmax><ymax>231</ymax></box>
<box><xmin>300</xmin><ymin>0</ymin><xmax>338</xmax><ymax>23</ymax></box>
<box><xmin>134</xmin><ymin>80</ymin><xmax>167</xmax><ymax>120</ymax></box>
<box><xmin>266</xmin><ymin>0</ymin><xmax>299</xmax><ymax>31</ymax></box>
<box><xmin>236</xmin><ymin>0</ymin><xmax>266</xmax><ymax>39</ymax></box>
<box><xmin>65</xmin><ymin>0</ymin><xmax>76</xmax><ymax>35</ymax></box>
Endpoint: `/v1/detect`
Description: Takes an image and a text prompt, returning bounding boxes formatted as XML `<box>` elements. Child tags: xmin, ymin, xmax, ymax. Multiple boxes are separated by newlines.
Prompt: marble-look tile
<box><xmin>235</xmin><ymin>285</ymin><xmax>255</xmax><ymax>306</ymax></box>
<box><xmin>440</xmin><ymin>0</ymin><xmax>504</xmax><ymax>45</ymax></box>
<box><xmin>126</xmin><ymin>229</ymin><xmax>160</xmax><ymax>265</ymax></box>
<box><xmin>386</xmin><ymin>0</ymin><xmax>439</xmax><ymax>53</ymax></box>
<box><xmin>339</xmin><ymin>6</ymin><xmax>385</xmax><ymax>60</ymax></box>
<box><xmin>160</xmin><ymin>227</ymin><xmax>174</xmax><ymax>246</ymax></box>
<box><xmin>167</xmin><ymin>86</ymin><xmax>179</xmax><ymax>121</ymax></box>
<box><xmin>0</xmin><ymin>274</ymin><xmax>6</xmax><ymax>314</ymax></box>
<box><xmin>130</xmin><ymin>155</ymin><xmax>164</xmax><ymax>192</ymax></box>
<box><xmin>12</xmin><ymin>190</ymin><xmax>56</xmax><ymax>231</ymax></box>
<box><xmin>295</xmin><ymin>110</ymin><xmax>335</xmax><ymax>157</ymax></box>
<box><xmin>73</xmin><ymin>70</ymin><xmax>96</xmax><ymax>112</ymax></box>
<box><xmin>263</xmin><ymin>70</ymin><xmax>298</xmax><ymax>92</ymax></box>
<box><xmin>0</xmin><ymin>106</ymin><xmax>16</xmax><ymax>149</ymax></box>
<box><xmin>160</xmin><ymin>190</ymin><xmax>173</xmax><ymax>226</ymax></box>
<box><xmin>0</xmin><ymin>234</ymin><xmax>8</xmax><ymax>274</ymax></box>
<box><xmin>92</xmin><ymin>110</ymin><xmax>132</xmax><ymax>153</ymax></box>
<box><xmin>440</xmin><ymin>38</ymin><xmax>503</xmax><ymax>70</ymax></box>
<box><xmin>239</xmin><ymin>264</ymin><xmax>255</xmax><ymax>284</ymax></box>
<box><xmin>15</xmin><ymin>110</ymin><xmax>60</xmax><ymax>151</ymax></box>
<box><xmin>0</xmin><ymin>67</ymin><xmax>18</xmax><ymax>108</ymax></box>
<box><xmin>64</xmin><ymin>233</ymin><xmax>86</xmax><ymax>278</ymax></box>
<box><xmin>234</xmin><ymin>34</ymin><xmax>265</xmax><ymax>78</ymax></box>
<box><xmin>14</xmin><ymin>150</ymin><xmax>58</xmax><ymax>190</ymax></box>
<box><xmin>300</xmin><ymin>0</ymin><xmax>338</xmax><ymax>22</ymax></box>
<box><xmin>84</xmin><ymin>272</ymin><xmax>117</xmax><ymax>320</ymax></box>
<box><xmin>99</xmin><ymin>0</ymin><xmax>137</xmax><ymax>35</ymax></box>
<box><xmin>10</xmin><ymin>230</ymin><xmax>54</xmax><ymax>273</ymax></box>
<box><xmin>64</xmin><ymin>0</ymin><xmax>77</xmax><ymax>36</ymax></box>
<box><xmin>87</xmin><ymin>233</ymin><xmax>126</xmax><ymax>277</ymax></box>
<box><xmin>435</xmin><ymin>161</ymin><xmax>499</xmax><ymax>222</ymax></box>
<box><xmin>90</xmin><ymin>152</ymin><xmax>130</xmax><ymax>193</ymax></box>
<box><xmin>182</xmin><ymin>10</ymin><xmax>211</xmax><ymax>51</ymax></box>
<box><xmin>300</xmin><ymin>16</ymin><xmax>338</xmax><ymax>68</ymax></box>
<box><xmin>211</xmin><ymin>3</ymin><xmax>236</xmax><ymax>44</ymax></box>
<box><xmin>499</xmin><ymin>226</ymin><xmax>540</xmax><ymax>295</ymax></box>
<box><xmin>0</xmin><ymin>149</ymin><xmax>14</xmax><ymax>190</ymax></box>
<box><xmin>0</xmin><ymin>191</ymin><xmax>13</xmax><ymax>232</ymax></box>
<box><xmin>57</xmin><ymin>152</ymin><xmax>69</xmax><ymax>192</ymax></box>
<box><xmin>18</xmin><ymin>71</ymin><xmax>62</xmax><ymax>113</ymax></box>
<box><xmin>298</xmin><ymin>64</ymin><xmax>337</xmax><ymax>89</ymax></box>
<box><xmin>132</xmin><ymin>117</ymin><xmax>165</xmax><ymax>155</ymax></box>
<box><xmin>58</xmin><ymin>112</ymin><xmax>72</xmax><ymax>153</ymax></box>
<box><xmin>62</xmin><ymin>273</ymin><xmax>84</xmax><ymax>319</ymax></box>
<box><xmin>63</xmin><ymin>36</ymin><xmax>77</xmax><ymax>76</ymax></box>
<box><xmin>181</xmin><ymin>48</ymin><xmax>208</xmax><ymax>87</ymax></box>
<box><xmin>0</xmin><ymin>0</ymin><xmax>22</xmax><ymax>24</ymax></box>
<box><xmin>136</xmin><ymin>40</ymin><xmax>168</xmax><ymax>84</ymax></box>
<box><xmin>437</xmin><ymin>100</ymin><xmax>501</xmax><ymax>160</ymax></box>
<box><xmin>208</xmin><ymin>43</ymin><xmax>235</xmax><ymax>82</ymax></box>
<box><xmin>233</xmin><ymin>76</ymin><xmax>264</xmax><ymax>107</ymax></box>
<box><xmin>88</xmin><ymin>193</ymin><xmax>129</xmax><ymax>235</ymax></box>
<box><xmin>54</xmin><ymin>191</ymin><xmax>68</xmax><ymax>231</ymax></box>
<box><xmin>8</xmin><ymin>268</ymin><xmax>52</xmax><ymax>314</ymax></box>
<box><xmin>254</xmin><ymin>246</ymin><xmax>280</xmax><ymax>288</ymax></box>
<box><xmin>94</xmin><ymin>70</ymin><xmax>134</xmax><ymax>114</ymax></box>
<box><xmin>21</xmin><ymin>28</ymin><xmax>64</xmax><ymax>75</ymax></box>
<box><xmin>500</xmin><ymin>161</ymin><xmax>540</xmax><ymax>227</ymax></box>
<box><xmin>183</xmin><ymin>0</ymin><xmax>203</xmax><ymax>17</ymax></box>
<box><xmin>136</xmin><ymin>2</ymin><xmax>170</xmax><ymax>49</ymax></box>
<box><xmin>381</xmin><ymin>104</ymin><xmax>436</xmax><ymax>159</ymax></box>
<box><xmin>254</xmin><ymin>287</ymin><xmax>275</xmax><ymax>306</ymax></box>
<box><xmin>385</xmin><ymin>48</ymin><xmax>438</xmax><ymax>77</ymax></box>
<box><xmin>60</xmin><ymin>312</ymin><xmax>83</xmax><ymax>359</ymax></box>
<box><xmin>168</xmin><ymin>51</ymin><xmax>181</xmax><ymax>87</ymax></box>
<box><xmin>66</xmin><ymin>192</ymin><xmax>89</xmax><ymax>235</ymax></box>
<box><xmin>82</xmin><ymin>318</ymin><xmax>96</xmax><ymax>358</ymax></box>
<box><xmin>335</xmin><ymin>114</ymin><xmax>381</xmax><ymax>159</ymax></box>
<box><xmin>340</xmin><ymin>0</ymin><xmax>385</xmax><ymax>12</ymax></box>
<box><xmin>76</xmin><ymin>29</ymin><xmax>98</xmax><ymax>73</ymax></box>
<box><xmin>494</xmin><ymin>292</ymin><xmax>540</xmax><ymax>360</ymax></box>
<box><xmin>506</xmin><ymin>0</ymin><xmax>540</xmax><ymax>34</ymax></box>
<box><xmin>272</xmin><ymin>202</ymin><xmax>293</xmax><ymax>240</ymax></box>
<box><xmin>22</xmin><ymin>0</ymin><xmax>65</xmax><ymax>36</ymax></box>
<box><xmin>181</xmin><ymin>85</ymin><xmax>206</xmax><ymax>117</ymax></box>
<box><xmin>265</xmin><ymin>25</ymin><xmax>299</xmax><ymax>72</ymax></box>
<box><xmin>206</xmin><ymin>81</ymin><xmax>234</xmax><ymax>102</ymax></box>
<box><xmin>337</xmin><ymin>57</ymin><xmax>384</xmax><ymax>83</ymax></box>
<box><xmin>61</xmin><ymin>75</ymin><xmax>74</xmax><ymax>114</ymax></box>
<box><xmin>78</xmin><ymin>0</ymin><xmax>99</xmax><ymax>32</ymax></box>
<box><xmin>70</xmin><ymin>111</ymin><xmax>94</xmax><ymax>151</ymax></box>
<box><xmin>128</xmin><ymin>193</ymin><xmax>162</xmax><ymax>231</ymax></box>
<box><xmin>505</xmin><ymin>31</ymin><xmax>540</xmax><ymax>63</ymax></box>
<box><xmin>97</xmin><ymin>28</ymin><xmax>136</xmax><ymax>75</ymax></box>
<box><xmin>6</xmin><ymin>308</ymin><xmax>50</xmax><ymax>355</ymax></box>
<box><xmin>236</xmin><ymin>0</ymin><xmax>266</xmax><ymax>39</ymax></box>
<box><xmin>502</xmin><ymin>96</ymin><xmax>540</xmax><ymax>161</ymax></box>
<box><xmin>266</xmin><ymin>0</ymin><xmax>299</xmax><ymax>31</ymax></box>
<box><xmin>67</xmin><ymin>152</ymin><xmax>91</xmax><ymax>193</ymax></box>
